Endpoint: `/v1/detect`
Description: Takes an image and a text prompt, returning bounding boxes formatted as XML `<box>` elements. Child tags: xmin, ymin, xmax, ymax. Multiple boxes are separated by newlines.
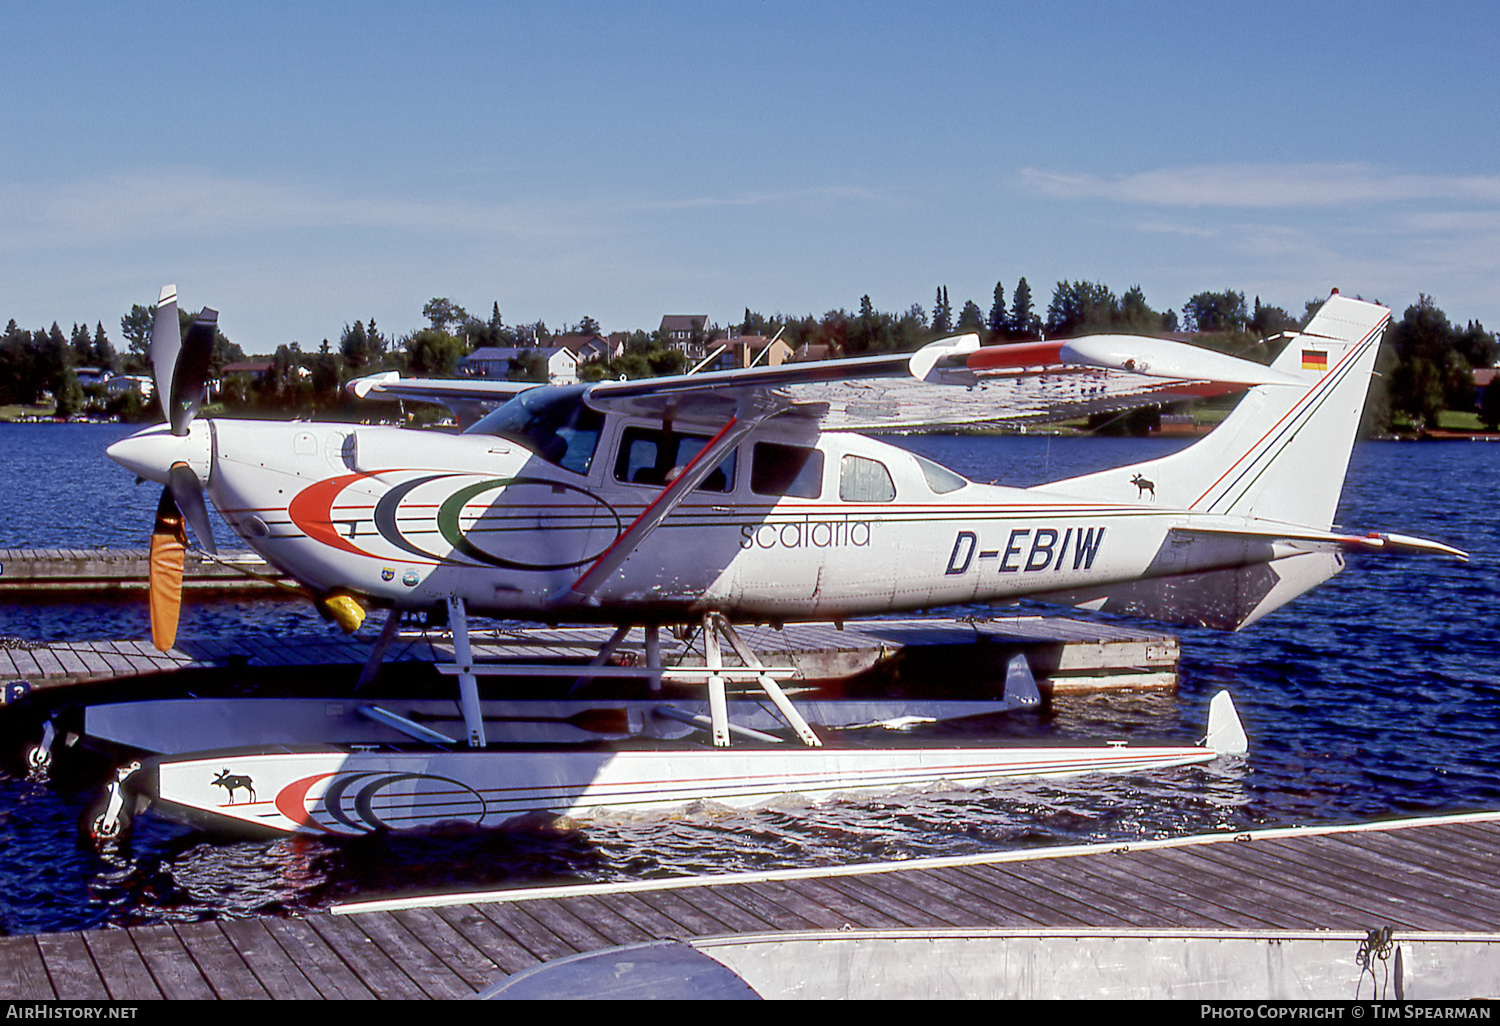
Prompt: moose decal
<box><xmin>211</xmin><ymin>769</ymin><xmax>256</xmax><ymax>804</ymax></box>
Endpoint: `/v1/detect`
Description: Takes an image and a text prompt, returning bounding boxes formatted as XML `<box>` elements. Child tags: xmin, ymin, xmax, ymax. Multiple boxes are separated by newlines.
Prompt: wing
<box><xmin>347</xmin><ymin>332</ymin><xmax>1303</xmax><ymax>430</ymax></box>
<box><xmin>346</xmin><ymin>371</ymin><xmax>536</xmax><ymax>429</ymax></box>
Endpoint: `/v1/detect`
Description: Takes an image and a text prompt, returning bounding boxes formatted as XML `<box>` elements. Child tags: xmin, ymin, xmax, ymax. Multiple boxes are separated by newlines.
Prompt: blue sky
<box><xmin>3</xmin><ymin>1</ymin><xmax>1497</xmax><ymax>354</ymax></box>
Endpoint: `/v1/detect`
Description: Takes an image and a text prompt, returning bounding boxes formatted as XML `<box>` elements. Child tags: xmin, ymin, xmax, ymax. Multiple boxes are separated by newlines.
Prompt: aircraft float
<box><xmin>70</xmin><ymin>286</ymin><xmax>1462</xmax><ymax>840</ymax></box>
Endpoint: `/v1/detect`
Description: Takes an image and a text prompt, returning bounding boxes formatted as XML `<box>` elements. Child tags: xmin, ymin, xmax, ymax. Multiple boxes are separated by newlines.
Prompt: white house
<box><xmin>461</xmin><ymin>346</ymin><xmax>579</xmax><ymax>385</ymax></box>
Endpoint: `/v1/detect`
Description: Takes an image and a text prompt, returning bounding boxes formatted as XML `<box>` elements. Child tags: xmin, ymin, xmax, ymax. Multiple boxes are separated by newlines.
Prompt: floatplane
<box><xmin>72</xmin><ymin>286</ymin><xmax>1461</xmax><ymax>841</ymax></box>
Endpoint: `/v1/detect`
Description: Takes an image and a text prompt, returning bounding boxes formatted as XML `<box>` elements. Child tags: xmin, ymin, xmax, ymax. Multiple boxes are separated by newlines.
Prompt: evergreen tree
<box><xmin>93</xmin><ymin>322</ymin><xmax>116</xmax><ymax>371</ymax></box>
<box><xmin>956</xmin><ymin>299</ymin><xmax>985</xmax><ymax>333</ymax></box>
<box><xmin>1010</xmin><ymin>278</ymin><xmax>1038</xmax><ymax>337</ymax></box>
<box><xmin>366</xmin><ymin>319</ymin><xmax>387</xmax><ymax>362</ymax></box>
<box><xmin>932</xmin><ymin>286</ymin><xmax>952</xmax><ymax>333</ymax></box>
<box><xmin>987</xmin><ymin>281</ymin><xmax>1008</xmax><ymax>336</ymax></box>
<box><xmin>70</xmin><ymin>323</ymin><xmax>92</xmax><ymax>364</ymax></box>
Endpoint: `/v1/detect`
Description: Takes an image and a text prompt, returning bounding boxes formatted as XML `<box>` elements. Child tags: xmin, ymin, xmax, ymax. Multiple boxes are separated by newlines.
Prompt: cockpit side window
<box><xmin>614</xmin><ymin>426</ymin><xmax>735</xmax><ymax>492</ymax></box>
<box><xmin>466</xmin><ymin>386</ymin><xmax>604</xmax><ymax>475</ymax></box>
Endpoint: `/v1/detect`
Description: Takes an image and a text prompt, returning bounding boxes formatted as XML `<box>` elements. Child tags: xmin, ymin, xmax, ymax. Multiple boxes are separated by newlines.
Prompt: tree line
<box><xmin>3</xmin><ymin>280</ymin><xmax>1494</xmax><ymax>433</ymax></box>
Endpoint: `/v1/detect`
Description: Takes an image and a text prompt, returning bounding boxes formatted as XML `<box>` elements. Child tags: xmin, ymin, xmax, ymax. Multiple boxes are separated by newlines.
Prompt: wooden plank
<box><xmin>503</xmin><ymin>899</ymin><xmax>615</xmax><ymax>955</ymax></box>
<box><xmin>894</xmin><ymin>865</ymin><xmax>1108</xmax><ymax>928</ymax></box>
<box><xmin>1281</xmin><ymin>829</ymin><xmax>1500</xmax><ymax>909</ymax></box>
<box><xmin>0</xmin><ymin>936</ymin><xmax>55</xmax><ymax>999</ymax></box>
<box><xmin>471</xmin><ymin>902</ymin><xmax>581</xmax><ymax>962</ymax></box>
<box><xmin>694</xmin><ymin>882</ymin><xmax>830</xmax><ymax>932</ymax></box>
<box><xmin>7</xmin><ymin>649</ymin><xmax>41</xmax><ymax>677</ymax></box>
<box><xmin>126</xmin><ymin>925</ymin><xmax>218</xmax><ymax>1000</ymax></box>
<box><xmin>432</xmin><ymin>904</ymin><xmax>543</xmax><ymax>976</ymax></box>
<box><xmin>170</xmin><ymin>921</ymin><xmax>269</xmax><ymax>1000</ymax></box>
<box><xmin>339</xmin><ymin>910</ymin><xmax>474</xmax><ymax>1000</ymax></box>
<box><xmin>996</xmin><ymin>856</ymin><xmax>1194</xmax><ymax>929</ymax></box>
<box><xmin>1026</xmin><ymin>850</ymin><xmax>1245</xmax><ymax>929</ymax></box>
<box><xmin>735</xmin><ymin>880</ymin><xmax>855</xmax><ymax>931</ymax></box>
<box><xmin>1327</xmin><ymin>826</ymin><xmax>1500</xmax><ymax>887</ymax></box>
<box><xmin>1174</xmin><ymin>841</ymin><xmax>1446</xmax><ymax>929</ymax></box>
<box><xmin>303</xmin><ymin>914</ymin><xmax>430</xmax><ymax>999</ymax></box>
<box><xmin>824</xmin><ymin>871</ymin><xmax>992</xmax><ymax>929</ymax></box>
<box><xmin>389</xmin><ymin>907</ymin><xmax>504</xmax><ymax>991</ymax></box>
<box><xmin>1089</xmin><ymin>848</ymin><xmax>1293</xmax><ymax>929</ymax></box>
<box><xmin>770</xmin><ymin>877</ymin><xmax>913</xmax><ymax>929</ymax></box>
<box><xmin>941</xmin><ymin>863</ymin><xmax>1117</xmax><ymax>927</ymax></box>
<box><xmin>630</xmin><ymin>887</ymin><xmax>741</xmax><ymax>936</ymax></box>
<box><xmin>258</xmin><ymin>919</ymin><xmax>377</xmax><ymax>999</ymax></box>
<box><xmin>662</xmin><ymin>884</ymin><xmax>783</xmax><ymax>934</ymax></box>
<box><xmin>1148</xmin><ymin>847</ymin><xmax>1360</xmax><ymax>929</ymax></box>
<box><xmin>48</xmin><ymin>649</ymin><xmax>90</xmax><ymax>676</ymax></box>
<box><xmin>35</xmin><ymin>932</ymin><xmax>108</xmax><ymax>999</ymax></box>
<box><xmin>550</xmin><ymin>895</ymin><xmax>657</xmax><ymax>947</ymax></box>
<box><xmin>828</xmin><ymin>870</ymin><xmax>1002</xmax><ymax>936</ymax></box>
<box><xmin>885</xmin><ymin>864</ymin><xmax>1056</xmax><ymax>927</ymax></box>
<box><xmin>589</xmin><ymin>892</ymin><xmax>696</xmax><ymax>940</ymax></box>
<box><xmin>217</xmin><ymin>919</ymin><xmax>322</xmax><ymax>1000</ymax></box>
<box><xmin>1214</xmin><ymin>837</ymin><xmax>1500</xmax><ymax>931</ymax></box>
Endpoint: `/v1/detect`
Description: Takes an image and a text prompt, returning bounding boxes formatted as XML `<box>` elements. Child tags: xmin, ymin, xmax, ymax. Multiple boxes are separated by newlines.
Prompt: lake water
<box><xmin>0</xmin><ymin>423</ymin><xmax>1496</xmax><ymax>936</ymax></box>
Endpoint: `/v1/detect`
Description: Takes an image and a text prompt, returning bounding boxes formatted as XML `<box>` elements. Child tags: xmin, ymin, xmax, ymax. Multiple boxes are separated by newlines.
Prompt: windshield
<box><xmin>466</xmin><ymin>386</ymin><xmax>604</xmax><ymax>476</ymax></box>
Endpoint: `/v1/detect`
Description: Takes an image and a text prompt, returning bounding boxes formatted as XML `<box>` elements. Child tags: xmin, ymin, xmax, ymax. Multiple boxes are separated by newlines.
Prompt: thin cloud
<box><xmin>0</xmin><ymin>170</ymin><xmax>610</xmax><ymax>249</ymax></box>
<box><xmin>1017</xmin><ymin>164</ymin><xmax>1500</xmax><ymax>208</ymax></box>
<box><xmin>636</xmin><ymin>184</ymin><xmax>887</xmax><ymax>212</ymax></box>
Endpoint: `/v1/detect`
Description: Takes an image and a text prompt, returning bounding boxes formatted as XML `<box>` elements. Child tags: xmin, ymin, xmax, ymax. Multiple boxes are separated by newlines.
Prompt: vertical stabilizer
<box><xmin>1034</xmin><ymin>293</ymin><xmax>1390</xmax><ymax>532</ymax></box>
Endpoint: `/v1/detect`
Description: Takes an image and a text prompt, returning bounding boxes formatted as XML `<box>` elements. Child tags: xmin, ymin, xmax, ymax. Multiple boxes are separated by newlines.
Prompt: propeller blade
<box><xmin>170</xmin><ymin>309</ymin><xmax>217</xmax><ymax>435</ymax></box>
<box><xmin>148</xmin><ymin>487</ymin><xmax>187</xmax><ymax>652</ymax></box>
<box><xmin>149</xmin><ymin>284</ymin><xmax>180</xmax><ymax>421</ymax></box>
<box><xmin>167</xmin><ymin>462</ymin><xmax>217</xmax><ymax>556</ymax></box>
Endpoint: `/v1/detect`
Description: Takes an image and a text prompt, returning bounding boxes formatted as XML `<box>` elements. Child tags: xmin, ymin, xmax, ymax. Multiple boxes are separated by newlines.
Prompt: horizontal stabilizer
<box><xmin>1171</xmin><ymin>523</ymin><xmax>1468</xmax><ymax>561</ymax></box>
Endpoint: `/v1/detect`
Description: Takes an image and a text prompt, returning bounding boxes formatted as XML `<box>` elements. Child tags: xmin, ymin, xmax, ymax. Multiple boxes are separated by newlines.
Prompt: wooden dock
<box><xmin>0</xmin><ymin>617</ymin><xmax>1178</xmax><ymax>696</ymax></box>
<box><xmin>0</xmin><ymin>548</ymin><xmax>290</xmax><ymax>595</ymax></box>
<box><xmin>3</xmin><ymin>811</ymin><xmax>1497</xmax><ymax>999</ymax></box>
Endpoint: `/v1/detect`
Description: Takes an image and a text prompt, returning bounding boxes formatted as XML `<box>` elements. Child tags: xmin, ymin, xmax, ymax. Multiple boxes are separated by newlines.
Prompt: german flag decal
<box><xmin>1302</xmin><ymin>349</ymin><xmax>1328</xmax><ymax>371</ymax></box>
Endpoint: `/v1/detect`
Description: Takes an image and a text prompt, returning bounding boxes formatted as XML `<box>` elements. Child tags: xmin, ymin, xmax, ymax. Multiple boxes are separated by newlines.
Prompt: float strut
<box><xmin>645</xmin><ymin>625</ymin><xmax>663</xmax><ymax>694</ymax></box>
<box><xmin>710</xmin><ymin>613</ymin><xmax>821</xmax><ymax>747</ymax></box>
<box><xmin>568</xmin><ymin>624</ymin><xmax>633</xmax><ymax>696</ymax></box>
<box><xmin>703</xmin><ymin>614</ymin><xmax>730</xmax><ymax>747</ymax></box>
<box><xmin>446</xmin><ymin>594</ymin><xmax>486</xmax><ymax>748</ymax></box>
<box><xmin>354</xmin><ymin>608</ymin><xmax>403</xmax><ymax>693</ymax></box>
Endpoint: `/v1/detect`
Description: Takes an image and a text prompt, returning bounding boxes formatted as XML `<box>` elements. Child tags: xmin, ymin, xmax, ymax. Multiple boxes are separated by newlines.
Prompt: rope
<box><xmin>193</xmin><ymin>549</ymin><xmax>311</xmax><ymax>597</ymax></box>
<box><xmin>1354</xmin><ymin>925</ymin><xmax>1395</xmax><ymax>1000</ymax></box>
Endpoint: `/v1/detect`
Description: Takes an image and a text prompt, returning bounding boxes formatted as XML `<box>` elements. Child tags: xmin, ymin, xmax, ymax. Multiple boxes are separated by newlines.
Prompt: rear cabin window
<box><xmin>751</xmin><ymin>442</ymin><xmax>823</xmax><ymax>499</ymax></box>
<box><xmin>839</xmin><ymin>455</ymin><xmax>897</xmax><ymax>502</ymax></box>
<box><xmin>913</xmin><ymin>454</ymin><xmax>968</xmax><ymax>494</ymax></box>
<box><xmin>614</xmin><ymin>426</ymin><xmax>735</xmax><ymax>492</ymax></box>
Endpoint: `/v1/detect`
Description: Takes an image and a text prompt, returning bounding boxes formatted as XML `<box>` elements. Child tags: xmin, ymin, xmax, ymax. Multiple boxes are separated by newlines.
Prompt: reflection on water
<box><xmin>1</xmin><ymin>428</ymin><xmax>1498</xmax><ymax>935</ymax></box>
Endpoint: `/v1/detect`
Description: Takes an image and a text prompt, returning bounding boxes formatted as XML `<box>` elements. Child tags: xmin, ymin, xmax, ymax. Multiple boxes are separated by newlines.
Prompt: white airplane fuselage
<box><xmin>119</xmin><ymin>409</ymin><xmax>1311</xmax><ymax>627</ymax></box>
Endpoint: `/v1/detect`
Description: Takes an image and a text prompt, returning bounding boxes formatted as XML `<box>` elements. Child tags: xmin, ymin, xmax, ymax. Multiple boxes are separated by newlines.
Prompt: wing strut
<box><xmin>561</xmin><ymin>397</ymin><xmax>785</xmax><ymax>604</ymax></box>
